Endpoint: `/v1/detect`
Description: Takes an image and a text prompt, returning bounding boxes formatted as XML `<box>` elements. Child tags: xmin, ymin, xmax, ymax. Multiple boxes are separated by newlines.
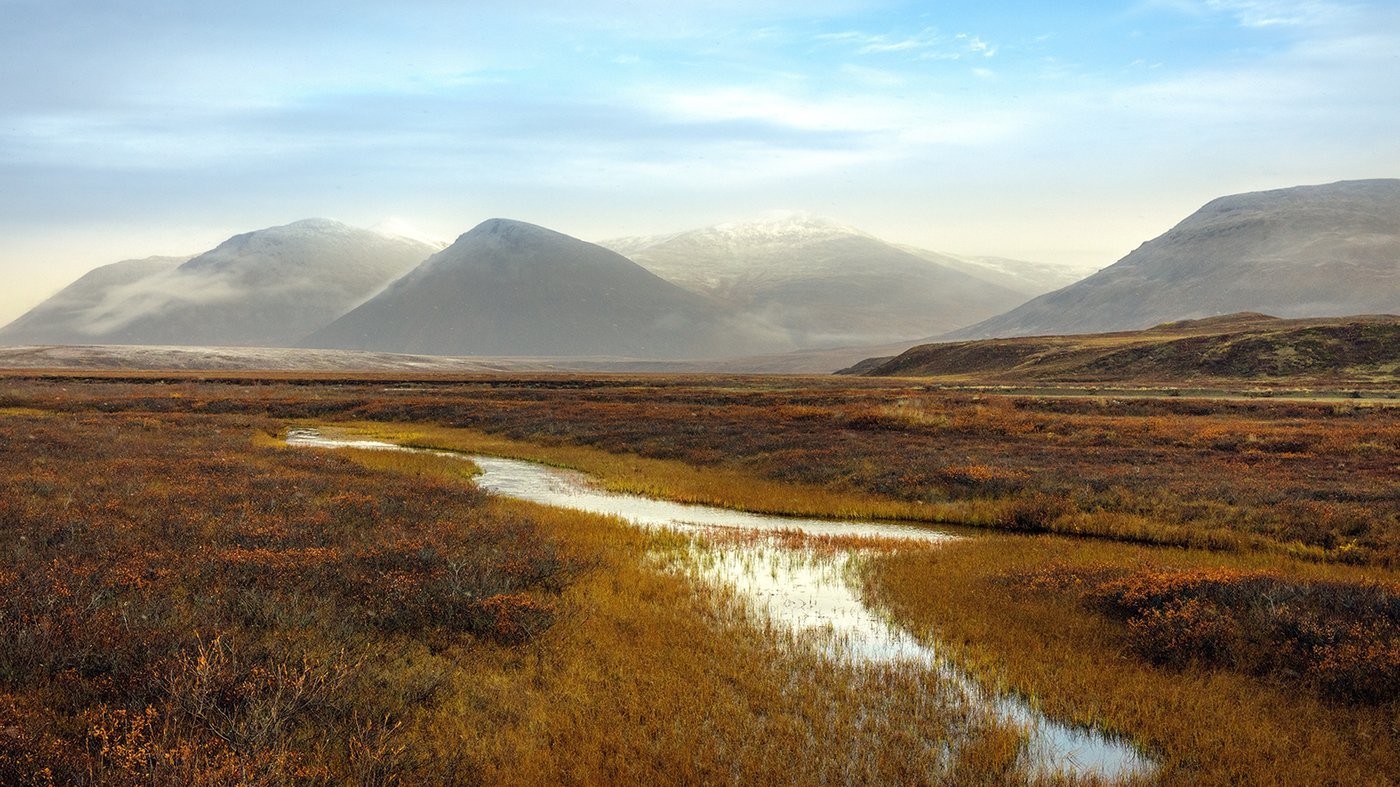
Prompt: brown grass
<box><xmin>0</xmin><ymin>410</ymin><xmax>583</xmax><ymax>784</ymax></box>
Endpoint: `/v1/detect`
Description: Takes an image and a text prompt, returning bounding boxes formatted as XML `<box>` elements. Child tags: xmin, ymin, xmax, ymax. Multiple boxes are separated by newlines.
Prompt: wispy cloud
<box><xmin>1146</xmin><ymin>0</ymin><xmax>1354</xmax><ymax>28</ymax></box>
<box><xmin>657</xmin><ymin>87</ymin><xmax>895</xmax><ymax>133</ymax></box>
<box><xmin>818</xmin><ymin>27</ymin><xmax>945</xmax><ymax>54</ymax></box>
<box><xmin>817</xmin><ymin>27</ymin><xmax>998</xmax><ymax>59</ymax></box>
<box><xmin>955</xmin><ymin>33</ymin><xmax>999</xmax><ymax>57</ymax></box>
<box><xmin>1207</xmin><ymin>0</ymin><xmax>1347</xmax><ymax>27</ymax></box>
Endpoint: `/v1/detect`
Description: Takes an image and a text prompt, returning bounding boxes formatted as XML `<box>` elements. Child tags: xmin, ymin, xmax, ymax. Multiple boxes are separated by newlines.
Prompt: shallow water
<box><xmin>286</xmin><ymin>427</ymin><xmax>1153</xmax><ymax>781</ymax></box>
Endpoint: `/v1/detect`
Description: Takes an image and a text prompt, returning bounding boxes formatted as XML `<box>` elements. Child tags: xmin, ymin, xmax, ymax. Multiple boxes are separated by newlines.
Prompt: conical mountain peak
<box><xmin>308</xmin><ymin>218</ymin><xmax>784</xmax><ymax>359</ymax></box>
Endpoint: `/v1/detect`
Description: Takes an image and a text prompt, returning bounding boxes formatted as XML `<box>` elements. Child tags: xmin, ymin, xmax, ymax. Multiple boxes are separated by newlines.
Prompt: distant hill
<box><xmin>600</xmin><ymin>213</ymin><xmax>1031</xmax><ymax>348</ymax></box>
<box><xmin>849</xmin><ymin>313</ymin><xmax>1400</xmax><ymax>384</ymax></box>
<box><xmin>0</xmin><ymin>219</ymin><xmax>435</xmax><ymax>347</ymax></box>
<box><xmin>307</xmin><ymin>219</ymin><xmax>786</xmax><ymax>359</ymax></box>
<box><xmin>945</xmin><ymin>180</ymin><xmax>1400</xmax><ymax>340</ymax></box>
<box><xmin>0</xmin><ymin>257</ymin><xmax>189</xmax><ymax>345</ymax></box>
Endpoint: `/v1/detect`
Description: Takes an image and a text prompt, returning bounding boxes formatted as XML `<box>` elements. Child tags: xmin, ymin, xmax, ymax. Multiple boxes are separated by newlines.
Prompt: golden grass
<box><xmin>407</xmin><ymin>500</ymin><xmax>1037</xmax><ymax>785</ymax></box>
<box><xmin>0</xmin><ymin>406</ymin><xmax>54</xmax><ymax>418</ymax></box>
<box><xmin>863</xmin><ymin>536</ymin><xmax>1400</xmax><ymax>785</ymax></box>
<box><xmin>285</xmin><ymin>419</ymin><xmax>1399</xmax><ymax>783</ymax></box>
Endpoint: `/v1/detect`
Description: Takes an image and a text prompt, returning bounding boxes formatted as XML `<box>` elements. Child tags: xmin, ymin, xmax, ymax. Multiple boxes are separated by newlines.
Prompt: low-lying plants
<box><xmin>6</xmin><ymin>374</ymin><xmax>1399</xmax><ymax>563</ymax></box>
<box><xmin>865</xmin><ymin>536</ymin><xmax>1400</xmax><ymax>784</ymax></box>
<box><xmin>1016</xmin><ymin>563</ymin><xmax>1400</xmax><ymax>703</ymax></box>
<box><xmin>0</xmin><ymin>410</ymin><xmax>585</xmax><ymax>783</ymax></box>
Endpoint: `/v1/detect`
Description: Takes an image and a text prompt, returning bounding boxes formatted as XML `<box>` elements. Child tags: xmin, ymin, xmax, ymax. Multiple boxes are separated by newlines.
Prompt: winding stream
<box><xmin>286</xmin><ymin>428</ymin><xmax>1153</xmax><ymax>782</ymax></box>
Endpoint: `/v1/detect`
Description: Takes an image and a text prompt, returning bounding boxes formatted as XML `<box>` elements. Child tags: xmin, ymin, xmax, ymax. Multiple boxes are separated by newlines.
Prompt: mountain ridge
<box><xmin>943</xmin><ymin>179</ymin><xmax>1400</xmax><ymax>340</ymax></box>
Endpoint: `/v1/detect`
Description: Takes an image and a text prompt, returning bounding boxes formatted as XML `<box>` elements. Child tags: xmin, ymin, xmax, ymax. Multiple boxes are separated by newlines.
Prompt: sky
<box><xmin>2</xmin><ymin>0</ymin><xmax>1398</xmax><ymax>323</ymax></box>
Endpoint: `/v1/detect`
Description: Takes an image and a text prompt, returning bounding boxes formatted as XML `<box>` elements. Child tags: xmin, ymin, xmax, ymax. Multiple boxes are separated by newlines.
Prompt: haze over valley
<box><xmin>0</xmin><ymin>220</ymin><xmax>434</xmax><ymax>348</ymax></box>
<box><xmin>3</xmin><ymin>180</ymin><xmax>1396</xmax><ymax>372</ymax></box>
<box><xmin>1</xmin><ymin>211</ymin><xmax>1082</xmax><ymax>362</ymax></box>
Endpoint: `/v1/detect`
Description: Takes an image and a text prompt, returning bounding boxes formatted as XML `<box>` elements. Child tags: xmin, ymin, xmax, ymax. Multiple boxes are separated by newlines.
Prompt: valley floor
<box><xmin>0</xmin><ymin>372</ymin><xmax>1395</xmax><ymax>784</ymax></box>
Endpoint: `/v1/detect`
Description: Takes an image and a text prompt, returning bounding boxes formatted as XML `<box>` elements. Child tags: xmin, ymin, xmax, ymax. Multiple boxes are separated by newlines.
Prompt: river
<box><xmin>286</xmin><ymin>427</ymin><xmax>1153</xmax><ymax>782</ymax></box>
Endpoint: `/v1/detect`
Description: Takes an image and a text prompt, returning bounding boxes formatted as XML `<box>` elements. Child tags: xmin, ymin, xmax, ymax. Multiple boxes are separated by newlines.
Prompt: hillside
<box><xmin>307</xmin><ymin>218</ymin><xmax>786</xmax><ymax>359</ymax></box>
<box><xmin>945</xmin><ymin>180</ymin><xmax>1400</xmax><ymax>340</ymax></box>
<box><xmin>0</xmin><ymin>257</ymin><xmax>188</xmax><ymax>345</ymax></box>
<box><xmin>850</xmin><ymin>313</ymin><xmax>1400</xmax><ymax>384</ymax></box>
<box><xmin>601</xmin><ymin>214</ymin><xmax>1028</xmax><ymax>347</ymax></box>
<box><xmin>0</xmin><ymin>219</ymin><xmax>436</xmax><ymax>347</ymax></box>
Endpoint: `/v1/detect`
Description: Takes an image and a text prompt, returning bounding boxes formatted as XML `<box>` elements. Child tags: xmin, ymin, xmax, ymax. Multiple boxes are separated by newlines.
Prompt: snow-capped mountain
<box><xmin>0</xmin><ymin>219</ymin><xmax>436</xmax><ymax>347</ymax></box>
<box><xmin>599</xmin><ymin>213</ymin><xmax>1032</xmax><ymax>347</ymax></box>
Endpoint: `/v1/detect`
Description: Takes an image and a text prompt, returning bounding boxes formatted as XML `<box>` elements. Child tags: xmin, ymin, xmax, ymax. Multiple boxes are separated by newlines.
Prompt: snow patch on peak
<box><xmin>276</xmin><ymin>218</ymin><xmax>355</xmax><ymax>234</ymax></box>
<box><xmin>600</xmin><ymin>212</ymin><xmax>869</xmax><ymax>257</ymax></box>
<box><xmin>707</xmin><ymin>211</ymin><xmax>867</xmax><ymax>245</ymax></box>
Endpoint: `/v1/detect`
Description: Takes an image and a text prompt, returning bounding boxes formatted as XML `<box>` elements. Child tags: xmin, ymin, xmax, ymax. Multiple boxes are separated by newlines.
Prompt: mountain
<box><xmin>847</xmin><ymin>313</ymin><xmax>1400</xmax><ymax>385</ymax></box>
<box><xmin>0</xmin><ymin>219</ymin><xmax>436</xmax><ymax>347</ymax></box>
<box><xmin>945</xmin><ymin>180</ymin><xmax>1400</xmax><ymax>340</ymax></box>
<box><xmin>306</xmin><ymin>219</ymin><xmax>786</xmax><ymax>358</ymax></box>
<box><xmin>599</xmin><ymin>213</ymin><xmax>1030</xmax><ymax>348</ymax></box>
<box><xmin>0</xmin><ymin>257</ymin><xmax>188</xmax><ymax>345</ymax></box>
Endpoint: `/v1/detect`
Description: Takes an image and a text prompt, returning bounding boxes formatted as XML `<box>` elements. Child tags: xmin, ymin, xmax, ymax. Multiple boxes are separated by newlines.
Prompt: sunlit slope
<box><xmin>853</xmin><ymin>313</ymin><xmax>1400</xmax><ymax>383</ymax></box>
<box><xmin>945</xmin><ymin>180</ymin><xmax>1400</xmax><ymax>340</ymax></box>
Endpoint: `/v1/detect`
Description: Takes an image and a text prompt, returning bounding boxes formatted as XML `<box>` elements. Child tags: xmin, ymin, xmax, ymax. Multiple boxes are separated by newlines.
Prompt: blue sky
<box><xmin>2</xmin><ymin>0</ymin><xmax>1398</xmax><ymax>322</ymax></box>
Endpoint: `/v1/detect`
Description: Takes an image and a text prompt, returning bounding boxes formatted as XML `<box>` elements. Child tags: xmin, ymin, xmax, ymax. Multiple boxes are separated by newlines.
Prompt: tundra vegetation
<box><xmin>0</xmin><ymin>372</ymin><xmax>1395</xmax><ymax>784</ymax></box>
